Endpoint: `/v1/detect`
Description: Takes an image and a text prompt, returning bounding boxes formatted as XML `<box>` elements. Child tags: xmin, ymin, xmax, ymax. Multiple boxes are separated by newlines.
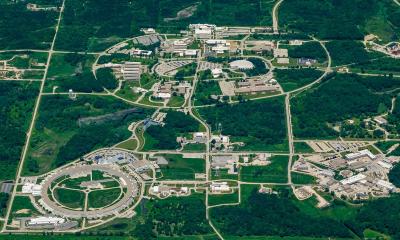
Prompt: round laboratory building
<box><xmin>229</xmin><ymin>59</ymin><xmax>254</xmax><ymax>70</ymax></box>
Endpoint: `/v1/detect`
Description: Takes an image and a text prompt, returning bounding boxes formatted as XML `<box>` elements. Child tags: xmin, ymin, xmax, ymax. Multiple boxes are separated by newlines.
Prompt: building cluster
<box><xmin>150</xmin><ymin>185</ymin><xmax>190</xmax><ymax>198</ymax></box>
<box><xmin>21</xmin><ymin>216</ymin><xmax>77</xmax><ymax>230</ymax></box>
<box><xmin>211</xmin><ymin>155</ymin><xmax>239</xmax><ymax>174</ymax></box>
<box><xmin>154</xmin><ymin>60</ymin><xmax>193</xmax><ymax>76</ymax></box>
<box><xmin>161</xmin><ymin>38</ymin><xmax>198</xmax><ymax>57</ymax></box>
<box><xmin>177</xmin><ymin>132</ymin><xmax>208</xmax><ymax>147</ymax></box>
<box><xmin>153</xmin><ymin>80</ymin><xmax>191</xmax><ymax>99</ymax></box>
<box><xmin>210</xmin><ymin>182</ymin><xmax>231</xmax><ymax>193</ymax></box>
<box><xmin>22</xmin><ymin>183</ymin><xmax>42</xmax><ymax>196</ymax></box>
<box><xmin>293</xmin><ymin>149</ymin><xmax>400</xmax><ymax>200</ymax></box>
<box><xmin>234</xmin><ymin>78</ymin><xmax>280</xmax><ymax>95</ymax></box>
<box><xmin>205</xmin><ymin>39</ymin><xmax>234</xmax><ymax>55</ymax></box>
<box><xmin>26</xmin><ymin>3</ymin><xmax>59</xmax><ymax>11</ymax></box>
<box><xmin>367</xmin><ymin>38</ymin><xmax>400</xmax><ymax>59</ymax></box>
<box><xmin>38</xmin><ymin>163</ymin><xmax>139</xmax><ymax>220</ymax></box>
<box><xmin>305</xmin><ymin>141</ymin><xmax>369</xmax><ymax>153</ymax></box>
<box><xmin>85</xmin><ymin>149</ymin><xmax>138</xmax><ymax>165</ymax></box>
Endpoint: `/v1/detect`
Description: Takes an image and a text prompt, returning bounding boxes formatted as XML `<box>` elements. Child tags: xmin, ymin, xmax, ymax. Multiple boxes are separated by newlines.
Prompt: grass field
<box><xmin>10</xmin><ymin>196</ymin><xmax>40</xmax><ymax>218</ymax></box>
<box><xmin>208</xmin><ymin>191</ymin><xmax>239</xmax><ymax>206</ymax></box>
<box><xmin>211</xmin><ymin>169</ymin><xmax>239</xmax><ymax>181</ymax></box>
<box><xmin>88</xmin><ymin>188</ymin><xmax>122</xmax><ymax>209</ymax></box>
<box><xmin>22</xmin><ymin>95</ymin><xmax>151</xmax><ymax>176</ymax></box>
<box><xmin>44</xmin><ymin>53</ymin><xmax>97</xmax><ymax>92</ymax></box>
<box><xmin>158</xmin><ymin>154</ymin><xmax>205</xmax><ymax>180</ymax></box>
<box><xmin>116</xmin><ymin>139</ymin><xmax>138</xmax><ymax>151</ymax></box>
<box><xmin>182</xmin><ymin>143</ymin><xmax>206</xmax><ymax>152</ymax></box>
<box><xmin>291</xmin><ymin>172</ymin><xmax>316</xmax><ymax>184</ymax></box>
<box><xmin>61</xmin><ymin>175</ymin><xmax>91</xmax><ymax>189</ymax></box>
<box><xmin>54</xmin><ymin>188</ymin><xmax>85</xmax><ymax>209</ymax></box>
<box><xmin>294</xmin><ymin>142</ymin><xmax>315</xmax><ymax>153</ymax></box>
<box><xmin>240</xmin><ymin>156</ymin><xmax>289</xmax><ymax>183</ymax></box>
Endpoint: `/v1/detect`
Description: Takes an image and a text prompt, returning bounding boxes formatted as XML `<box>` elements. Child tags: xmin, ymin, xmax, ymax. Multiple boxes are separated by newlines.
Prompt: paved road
<box><xmin>285</xmin><ymin>94</ymin><xmax>294</xmax><ymax>185</ymax></box>
<box><xmin>1</xmin><ymin>0</ymin><xmax>66</xmax><ymax>232</ymax></box>
<box><xmin>272</xmin><ymin>0</ymin><xmax>284</xmax><ymax>33</ymax></box>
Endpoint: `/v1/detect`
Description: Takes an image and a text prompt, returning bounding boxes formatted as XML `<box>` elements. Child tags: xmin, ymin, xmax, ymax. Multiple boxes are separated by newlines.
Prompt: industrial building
<box><xmin>122</xmin><ymin>62</ymin><xmax>141</xmax><ymax>81</ymax></box>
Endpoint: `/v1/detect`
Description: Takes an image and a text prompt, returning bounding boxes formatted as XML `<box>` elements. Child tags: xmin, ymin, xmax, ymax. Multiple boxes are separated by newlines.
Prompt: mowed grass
<box><xmin>54</xmin><ymin>188</ymin><xmax>85</xmax><ymax>209</ymax></box>
<box><xmin>11</xmin><ymin>196</ymin><xmax>40</xmax><ymax>218</ymax></box>
<box><xmin>158</xmin><ymin>154</ymin><xmax>205</xmax><ymax>180</ymax></box>
<box><xmin>88</xmin><ymin>188</ymin><xmax>122</xmax><ymax>209</ymax></box>
<box><xmin>116</xmin><ymin>139</ymin><xmax>138</xmax><ymax>151</ymax></box>
<box><xmin>208</xmin><ymin>191</ymin><xmax>239</xmax><ymax>206</ymax></box>
<box><xmin>291</xmin><ymin>172</ymin><xmax>317</xmax><ymax>184</ymax></box>
<box><xmin>294</xmin><ymin>142</ymin><xmax>315</xmax><ymax>153</ymax></box>
<box><xmin>240</xmin><ymin>156</ymin><xmax>289</xmax><ymax>183</ymax></box>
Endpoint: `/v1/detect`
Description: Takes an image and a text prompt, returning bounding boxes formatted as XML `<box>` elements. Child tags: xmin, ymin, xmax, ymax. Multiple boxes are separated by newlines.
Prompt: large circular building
<box><xmin>38</xmin><ymin>164</ymin><xmax>140</xmax><ymax>220</ymax></box>
<box><xmin>229</xmin><ymin>59</ymin><xmax>254</xmax><ymax>70</ymax></box>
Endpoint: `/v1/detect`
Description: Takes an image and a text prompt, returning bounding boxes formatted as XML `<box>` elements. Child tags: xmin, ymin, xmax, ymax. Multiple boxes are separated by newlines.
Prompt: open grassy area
<box><xmin>10</xmin><ymin>196</ymin><xmax>40</xmax><ymax>218</ymax></box>
<box><xmin>54</xmin><ymin>188</ymin><xmax>85</xmax><ymax>209</ymax></box>
<box><xmin>61</xmin><ymin>175</ymin><xmax>91</xmax><ymax>189</ymax></box>
<box><xmin>157</xmin><ymin>154</ymin><xmax>205</xmax><ymax>180</ymax></box>
<box><xmin>240</xmin><ymin>156</ymin><xmax>289</xmax><ymax>183</ymax></box>
<box><xmin>116</xmin><ymin>139</ymin><xmax>138</xmax><ymax>151</ymax></box>
<box><xmin>294</xmin><ymin>142</ymin><xmax>314</xmax><ymax>153</ymax></box>
<box><xmin>44</xmin><ymin>53</ymin><xmax>98</xmax><ymax>92</ymax></box>
<box><xmin>274</xmin><ymin>68</ymin><xmax>323</xmax><ymax>92</ymax></box>
<box><xmin>22</xmin><ymin>95</ymin><xmax>151</xmax><ymax>176</ymax></box>
<box><xmin>208</xmin><ymin>191</ymin><xmax>239</xmax><ymax>206</ymax></box>
<box><xmin>211</xmin><ymin>169</ymin><xmax>239</xmax><ymax>181</ymax></box>
<box><xmin>291</xmin><ymin>172</ymin><xmax>316</xmax><ymax>184</ymax></box>
<box><xmin>194</xmin><ymin>80</ymin><xmax>222</xmax><ymax>106</ymax></box>
<box><xmin>182</xmin><ymin>143</ymin><xmax>206</xmax><ymax>152</ymax></box>
<box><xmin>88</xmin><ymin>188</ymin><xmax>122</xmax><ymax>209</ymax></box>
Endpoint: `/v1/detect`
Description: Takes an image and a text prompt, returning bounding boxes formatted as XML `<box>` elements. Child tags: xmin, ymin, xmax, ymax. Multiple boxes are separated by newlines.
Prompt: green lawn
<box><xmin>61</xmin><ymin>175</ymin><xmax>91</xmax><ymax>189</ymax></box>
<box><xmin>11</xmin><ymin>196</ymin><xmax>40</xmax><ymax>218</ymax></box>
<box><xmin>45</xmin><ymin>53</ymin><xmax>97</xmax><ymax>92</ymax></box>
<box><xmin>116</xmin><ymin>139</ymin><xmax>138</xmax><ymax>151</ymax></box>
<box><xmin>158</xmin><ymin>154</ymin><xmax>205</xmax><ymax>180</ymax></box>
<box><xmin>54</xmin><ymin>188</ymin><xmax>85</xmax><ymax>209</ymax></box>
<box><xmin>88</xmin><ymin>188</ymin><xmax>122</xmax><ymax>209</ymax></box>
<box><xmin>182</xmin><ymin>143</ymin><xmax>206</xmax><ymax>152</ymax></box>
<box><xmin>208</xmin><ymin>191</ymin><xmax>239</xmax><ymax>206</ymax></box>
<box><xmin>294</xmin><ymin>142</ymin><xmax>314</xmax><ymax>153</ymax></box>
<box><xmin>240</xmin><ymin>156</ymin><xmax>289</xmax><ymax>183</ymax></box>
<box><xmin>291</xmin><ymin>172</ymin><xmax>316</xmax><ymax>184</ymax></box>
<box><xmin>211</xmin><ymin>169</ymin><xmax>239</xmax><ymax>181</ymax></box>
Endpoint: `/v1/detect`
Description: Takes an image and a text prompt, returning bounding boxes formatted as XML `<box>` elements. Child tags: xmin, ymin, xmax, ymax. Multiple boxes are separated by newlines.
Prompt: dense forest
<box><xmin>145</xmin><ymin>111</ymin><xmax>200</xmax><ymax>150</ymax></box>
<box><xmin>0</xmin><ymin>82</ymin><xmax>40</xmax><ymax>180</ymax></box>
<box><xmin>389</xmin><ymin>164</ymin><xmax>400</xmax><ymax>187</ymax></box>
<box><xmin>288</xmin><ymin>41</ymin><xmax>327</xmax><ymax>61</ymax></box>
<box><xmin>346</xmin><ymin>194</ymin><xmax>400</xmax><ymax>240</ymax></box>
<box><xmin>199</xmin><ymin>98</ymin><xmax>287</xmax><ymax>151</ymax></box>
<box><xmin>54</xmin><ymin>0</ymin><xmax>275</xmax><ymax>51</ymax></box>
<box><xmin>292</xmin><ymin>74</ymin><xmax>392</xmax><ymax>138</ymax></box>
<box><xmin>0</xmin><ymin>0</ymin><xmax>60</xmax><ymax>49</ymax></box>
<box><xmin>211</xmin><ymin>188</ymin><xmax>352</xmax><ymax>238</ymax></box>
<box><xmin>0</xmin><ymin>192</ymin><xmax>9</xmax><ymax>216</ymax></box>
<box><xmin>326</xmin><ymin>41</ymin><xmax>383</xmax><ymax>67</ymax></box>
<box><xmin>134</xmin><ymin>195</ymin><xmax>212</xmax><ymax>239</ymax></box>
<box><xmin>279</xmin><ymin>0</ymin><xmax>399</xmax><ymax>41</ymax></box>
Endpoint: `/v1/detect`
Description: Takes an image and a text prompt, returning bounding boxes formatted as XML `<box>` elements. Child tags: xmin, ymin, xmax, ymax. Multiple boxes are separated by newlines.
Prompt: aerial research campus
<box><xmin>1</xmin><ymin>0</ymin><xmax>400</xmax><ymax>239</ymax></box>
